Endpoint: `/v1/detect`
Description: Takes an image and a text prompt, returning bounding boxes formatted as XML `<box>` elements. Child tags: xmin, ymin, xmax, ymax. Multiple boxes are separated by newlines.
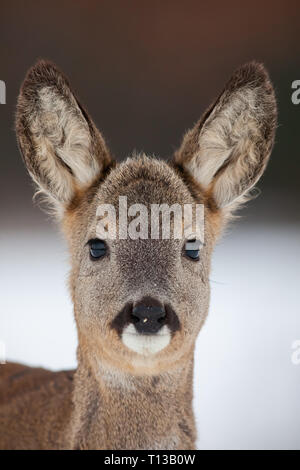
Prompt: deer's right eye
<box><xmin>184</xmin><ymin>239</ymin><xmax>201</xmax><ymax>261</ymax></box>
<box><xmin>89</xmin><ymin>239</ymin><xmax>107</xmax><ymax>259</ymax></box>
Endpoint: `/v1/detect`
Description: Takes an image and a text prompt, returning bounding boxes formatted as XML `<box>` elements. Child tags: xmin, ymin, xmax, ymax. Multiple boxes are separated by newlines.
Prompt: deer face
<box><xmin>63</xmin><ymin>157</ymin><xmax>216</xmax><ymax>373</ymax></box>
<box><xmin>16</xmin><ymin>61</ymin><xmax>276</xmax><ymax>375</ymax></box>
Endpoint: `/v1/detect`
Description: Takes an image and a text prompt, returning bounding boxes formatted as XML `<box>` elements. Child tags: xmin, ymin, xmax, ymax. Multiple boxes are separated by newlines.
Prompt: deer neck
<box><xmin>69</xmin><ymin>349</ymin><xmax>196</xmax><ymax>450</ymax></box>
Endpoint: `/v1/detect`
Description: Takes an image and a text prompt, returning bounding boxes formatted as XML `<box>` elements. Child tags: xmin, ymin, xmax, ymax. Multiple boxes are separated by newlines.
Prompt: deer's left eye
<box><xmin>184</xmin><ymin>239</ymin><xmax>201</xmax><ymax>261</ymax></box>
<box><xmin>89</xmin><ymin>239</ymin><xmax>107</xmax><ymax>259</ymax></box>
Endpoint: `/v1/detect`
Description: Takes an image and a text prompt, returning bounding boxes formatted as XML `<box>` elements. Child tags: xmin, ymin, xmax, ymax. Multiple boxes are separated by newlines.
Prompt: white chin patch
<box><xmin>122</xmin><ymin>324</ymin><xmax>171</xmax><ymax>356</ymax></box>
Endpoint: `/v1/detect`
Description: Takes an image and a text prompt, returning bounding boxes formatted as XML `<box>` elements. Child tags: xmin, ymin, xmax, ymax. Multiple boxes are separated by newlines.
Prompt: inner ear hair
<box><xmin>16</xmin><ymin>60</ymin><xmax>112</xmax><ymax>215</ymax></box>
<box><xmin>174</xmin><ymin>61</ymin><xmax>277</xmax><ymax>210</ymax></box>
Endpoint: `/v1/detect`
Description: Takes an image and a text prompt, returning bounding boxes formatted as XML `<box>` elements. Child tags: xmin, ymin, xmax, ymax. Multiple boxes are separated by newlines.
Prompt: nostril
<box><xmin>158</xmin><ymin>313</ymin><xmax>166</xmax><ymax>323</ymax></box>
<box><xmin>131</xmin><ymin>302</ymin><xmax>166</xmax><ymax>334</ymax></box>
<box><xmin>131</xmin><ymin>312</ymin><xmax>141</xmax><ymax>324</ymax></box>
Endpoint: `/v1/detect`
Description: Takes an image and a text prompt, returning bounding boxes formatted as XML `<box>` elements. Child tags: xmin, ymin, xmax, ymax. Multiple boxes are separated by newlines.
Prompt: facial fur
<box><xmin>63</xmin><ymin>157</ymin><xmax>218</xmax><ymax>375</ymax></box>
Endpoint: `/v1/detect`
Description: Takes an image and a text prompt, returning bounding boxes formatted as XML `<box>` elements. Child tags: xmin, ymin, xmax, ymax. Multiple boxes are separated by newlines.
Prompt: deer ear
<box><xmin>16</xmin><ymin>60</ymin><xmax>112</xmax><ymax>215</ymax></box>
<box><xmin>175</xmin><ymin>62</ymin><xmax>277</xmax><ymax>209</ymax></box>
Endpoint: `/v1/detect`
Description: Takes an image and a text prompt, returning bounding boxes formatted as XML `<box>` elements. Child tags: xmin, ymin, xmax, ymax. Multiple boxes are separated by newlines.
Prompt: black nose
<box><xmin>131</xmin><ymin>300</ymin><xmax>166</xmax><ymax>334</ymax></box>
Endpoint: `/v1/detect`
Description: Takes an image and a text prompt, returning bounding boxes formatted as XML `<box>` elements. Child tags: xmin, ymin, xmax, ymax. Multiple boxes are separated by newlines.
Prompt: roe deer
<box><xmin>0</xmin><ymin>60</ymin><xmax>277</xmax><ymax>449</ymax></box>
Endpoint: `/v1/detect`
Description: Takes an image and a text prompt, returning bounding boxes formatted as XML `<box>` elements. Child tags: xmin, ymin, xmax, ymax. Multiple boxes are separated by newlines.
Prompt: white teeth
<box><xmin>122</xmin><ymin>324</ymin><xmax>171</xmax><ymax>356</ymax></box>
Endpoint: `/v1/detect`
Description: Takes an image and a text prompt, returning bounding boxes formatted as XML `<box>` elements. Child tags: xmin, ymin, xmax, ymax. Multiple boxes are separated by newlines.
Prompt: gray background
<box><xmin>0</xmin><ymin>0</ymin><xmax>299</xmax><ymax>449</ymax></box>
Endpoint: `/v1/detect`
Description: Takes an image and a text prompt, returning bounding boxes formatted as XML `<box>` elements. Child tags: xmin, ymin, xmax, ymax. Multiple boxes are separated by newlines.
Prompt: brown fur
<box><xmin>0</xmin><ymin>60</ymin><xmax>277</xmax><ymax>449</ymax></box>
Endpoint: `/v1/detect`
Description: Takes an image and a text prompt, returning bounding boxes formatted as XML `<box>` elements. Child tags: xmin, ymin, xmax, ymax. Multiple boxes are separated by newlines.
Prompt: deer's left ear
<box><xmin>16</xmin><ymin>60</ymin><xmax>112</xmax><ymax>215</ymax></box>
<box><xmin>175</xmin><ymin>62</ymin><xmax>277</xmax><ymax>208</ymax></box>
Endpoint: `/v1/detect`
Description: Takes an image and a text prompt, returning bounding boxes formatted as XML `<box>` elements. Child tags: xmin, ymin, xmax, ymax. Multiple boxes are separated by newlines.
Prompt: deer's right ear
<box><xmin>16</xmin><ymin>60</ymin><xmax>112</xmax><ymax>215</ymax></box>
<box><xmin>174</xmin><ymin>62</ymin><xmax>277</xmax><ymax>210</ymax></box>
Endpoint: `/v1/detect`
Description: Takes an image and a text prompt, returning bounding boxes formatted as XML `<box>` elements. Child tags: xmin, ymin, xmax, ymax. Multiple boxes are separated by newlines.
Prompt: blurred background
<box><xmin>0</xmin><ymin>0</ymin><xmax>299</xmax><ymax>449</ymax></box>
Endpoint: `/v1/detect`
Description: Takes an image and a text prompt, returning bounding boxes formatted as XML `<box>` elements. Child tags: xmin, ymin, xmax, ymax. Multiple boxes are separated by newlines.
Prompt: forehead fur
<box><xmin>66</xmin><ymin>155</ymin><xmax>203</xmax><ymax>221</ymax></box>
<box><xmin>63</xmin><ymin>154</ymin><xmax>222</xmax><ymax>246</ymax></box>
<box><xmin>97</xmin><ymin>155</ymin><xmax>201</xmax><ymax>206</ymax></box>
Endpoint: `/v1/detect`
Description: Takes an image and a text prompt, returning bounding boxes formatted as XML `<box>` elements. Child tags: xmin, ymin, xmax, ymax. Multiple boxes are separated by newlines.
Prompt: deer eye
<box><xmin>184</xmin><ymin>239</ymin><xmax>201</xmax><ymax>261</ymax></box>
<box><xmin>89</xmin><ymin>239</ymin><xmax>107</xmax><ymax>259</ymax></box>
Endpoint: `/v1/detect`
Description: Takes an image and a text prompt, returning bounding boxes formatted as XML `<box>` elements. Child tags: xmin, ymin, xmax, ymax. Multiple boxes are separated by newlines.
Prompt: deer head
<box><xmin>16</xmin><ymin>61</ymin><xmax>276</xmax><ymax>377</ymax></box>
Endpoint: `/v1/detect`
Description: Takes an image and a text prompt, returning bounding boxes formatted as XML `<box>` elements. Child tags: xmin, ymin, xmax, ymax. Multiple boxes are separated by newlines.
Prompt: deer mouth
<box><xmin>121</xmin><ymin>324</ymin><xmax>171</xmax><ymax>355</ymax></box>
<box><xmin>110</xmin><ymin>299</ymin><xmax>180</xmax><ymax>355</ymax></box>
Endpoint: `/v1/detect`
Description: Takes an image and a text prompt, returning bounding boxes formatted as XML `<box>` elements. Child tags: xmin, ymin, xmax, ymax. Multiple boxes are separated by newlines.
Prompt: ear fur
<box><xmin>175</xmin><ymin>62</ymin><xmax>277</xmax><ymax>209</ymax></box>
<box><xmin>16</xmin><ymin>60</ymin><xmax>112</xmax><ymax>215</ymax></box>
